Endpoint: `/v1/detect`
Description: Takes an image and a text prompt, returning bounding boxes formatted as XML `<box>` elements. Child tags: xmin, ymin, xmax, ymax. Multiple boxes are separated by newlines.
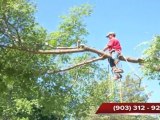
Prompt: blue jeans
<box><xmin>108</xmin><ymin>51</ymin><xmax>119</xmax><ymax>67</ymax></box>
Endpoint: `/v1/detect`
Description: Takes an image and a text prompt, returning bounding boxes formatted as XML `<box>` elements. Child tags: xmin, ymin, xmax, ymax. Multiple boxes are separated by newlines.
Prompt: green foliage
<box><xmin>143</xmin><ymin>36</ymin><xmax>160</xmax><ymax>80</ymax></box>
<box><xmin>82</xmin><ymin>75</ymin><xmax>154</xmax><ymax>120</ymax></box>
<box><xmin>0</xmin><ymin>0</ymin><xmax>95</xmax><ymax>119</ymax></box>
<box><xmin>48</xmin><ymin>4</ymin><xmax>92</xmax><ymax>47</ymax></box>
<box><xmin>0</xmin><ymin>0</ymin><xmax>154</xmax><ymax>119</ymax></box>
<box><xmin>0</xmin><ymin>0</ymin><xmax>47</xmax><ymax>49</ymax></box>
<box><xmin>121</xmin><ymin>75</ymin><xmax>148</xmax><ymax>102</ymax></box>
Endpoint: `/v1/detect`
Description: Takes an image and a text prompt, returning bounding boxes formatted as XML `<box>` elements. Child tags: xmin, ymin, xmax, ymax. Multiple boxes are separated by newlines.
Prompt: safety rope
<box><xmin>121</xmin><ymin>53</ymin><xmax>152</xmax><ymax>103</ymax></box>
<box><xmin>107</xmin><ymin>54</ymin><xmax>123</xmax><ymax>103</ymax></box>
<box><xmin>106</xmin><ymin>73</ymin><xmax>117</xmax><ymax>102</ymax></box>
<box><xmin>121</xmin><ymin>54</ymin><xmax>143</xmax><ymax>87</ymax></box>
<box><xmin>119</xmin><ymin>79</ymin><xmax>123</xmax><ymax>103</ymax></box>
<box><xmin>111</xmin><ymin>78</ymin><xmax>115</xmax><ymax>102</ymax></box>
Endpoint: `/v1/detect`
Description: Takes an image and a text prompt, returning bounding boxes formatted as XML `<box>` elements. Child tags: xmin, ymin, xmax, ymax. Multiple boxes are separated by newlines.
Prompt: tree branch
<box><xmin>47</xmin><ymin>56</ymin><xmax>104</xmax><ymax>74</ymax></box>
<box><xmin>0</xmin><ymin>44</ymin><xmax>86</xmax><ymax>54</ymax></box>
<box><xmin>0</xmin><ymin>43</ymin><xmax>146</xmax><ymax>73</ymax></box>
<box><xmin>3</xmin><ymin>14</ymin><xmax>21</xmax><ymax>42</ymax></box>
<box><xmin>81</xmin><ymin>44</ymin><xmax>143</xmax><ymax>63</ymax></box>
<box><xmin>0</xmin><ymin>44</ymin><xmax>143</xmax><ymax>63</ymax></box>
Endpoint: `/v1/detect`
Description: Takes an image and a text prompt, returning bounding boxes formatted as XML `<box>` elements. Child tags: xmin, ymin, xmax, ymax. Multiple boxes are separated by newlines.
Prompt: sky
<box><xmin>35</xmin><ymin>0</ymin><xmax>160</xmax><ymax>102</ymax></box>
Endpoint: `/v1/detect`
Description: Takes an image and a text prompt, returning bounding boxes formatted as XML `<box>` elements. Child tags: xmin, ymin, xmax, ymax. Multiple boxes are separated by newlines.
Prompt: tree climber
<box><xmin>103</xmin><ymin>32</ymin><xmax>123</xmax><ymax>80</ymax></box>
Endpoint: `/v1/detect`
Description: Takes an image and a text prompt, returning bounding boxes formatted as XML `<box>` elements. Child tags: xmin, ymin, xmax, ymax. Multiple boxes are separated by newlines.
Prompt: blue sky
<box><xmin>35</xmin><ymin>0</ymin><xmax>160</xmax><ymax>102</ymax></box>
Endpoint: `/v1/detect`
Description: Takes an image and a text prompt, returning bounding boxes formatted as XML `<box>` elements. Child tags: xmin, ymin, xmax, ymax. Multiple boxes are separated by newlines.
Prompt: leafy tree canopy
<box><xmin>0</xmin><ymin>0</ymin><xmax>159</xmax><ymax>120</ymax></box>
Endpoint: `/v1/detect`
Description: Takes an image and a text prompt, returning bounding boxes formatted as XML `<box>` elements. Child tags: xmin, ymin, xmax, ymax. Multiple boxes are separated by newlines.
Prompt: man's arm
<box><xmin>103</xmin><ymin>45</ymin><xmax>109</xmax><ymax>51</ymax></box>
<box><xmin>103</xmin><ymin>40</ymin><xmax>113</xmax><ymax>51</ymax></box>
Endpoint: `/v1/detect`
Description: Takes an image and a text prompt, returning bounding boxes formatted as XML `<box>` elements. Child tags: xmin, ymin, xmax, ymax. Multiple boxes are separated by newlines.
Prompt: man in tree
<box><xmin>103</xmin><ymin>32</ymin><xmax>123</xmax><ymax>80</ymax></box>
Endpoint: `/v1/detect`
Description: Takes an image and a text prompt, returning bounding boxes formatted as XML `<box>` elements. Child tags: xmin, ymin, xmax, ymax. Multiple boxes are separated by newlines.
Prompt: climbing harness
<box><xmin>108</xmin><ymin>51</ymin><xmax>123</xmax><ymax>80</ymax></box>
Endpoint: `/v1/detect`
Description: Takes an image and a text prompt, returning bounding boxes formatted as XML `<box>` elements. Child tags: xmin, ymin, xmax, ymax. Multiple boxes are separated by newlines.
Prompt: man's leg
<box><xmin>112</xmin><ymin>52</ymin><xmax>123</xmax><ymax>73</ymax></box>
<box><xmin>108</xmin><ymin>57</ymin><xmax>116</xmax><ymax>69</ymax></box>
<box><xmin>108</xmin><ymin>57</ymin><xmax>121</xmax><ymax>80</ymax></box>
<box><xmin>108</xmin><ymin>57</ymin><xmax>118</xmax><ymax>73</ymax></box>
<box><xmin>112</xmin><ymin>52</ymin><xmax>119</xmax><ymax>64</ymax></box>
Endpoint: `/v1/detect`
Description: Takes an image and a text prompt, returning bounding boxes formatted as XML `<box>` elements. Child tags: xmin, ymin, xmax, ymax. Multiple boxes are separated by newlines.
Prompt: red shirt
<box><xmin>107</xmin><ymin>38</ymin><xmax>122</xmax><ymax>53</ymax></box>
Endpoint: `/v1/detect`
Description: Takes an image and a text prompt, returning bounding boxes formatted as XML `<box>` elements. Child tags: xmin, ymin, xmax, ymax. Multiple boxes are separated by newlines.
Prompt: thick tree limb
<box><xmin>119</xmin><ymin>56</ymin><xmax>144</xmax><ymax>63</ymax></box>
<box><xmin>81</xmin><ymin>44</ymin><xmax>144</xmax><ymax>63</ymax></box>
<box><xmin>47</xmin><ymin>56</ymin><xmax>144</xmax><ymax>74</ymax></box>
<box><xmin>0</xmin><ymin>44</ymin><xmax>143</xmax><ymax>63</ymax></box>
<box><xmin>47</xmin><ymin>56</ymin><xmax>104</xmax><ymax>74</ymax></box>
<box><xmin>0</xmin><ymin>44</ymin><xmax>86</xmax><ymax>54</ymax></box>
<box><xmin>0</xmin><ymin>43</ymin><xmax>146</xmax><ymax>73</ymax></box>
<box><xmin>31</xmin><ymin>48</ymin><xmax>86</xmax><ymax>54</ymax></box>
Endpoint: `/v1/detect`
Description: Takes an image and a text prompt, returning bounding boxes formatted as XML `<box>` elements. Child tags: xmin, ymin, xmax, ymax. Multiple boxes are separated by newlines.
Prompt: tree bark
<box><xmin>48</xmin><ymin>56</ymin><xmax>104</xmax><ymax>74</ymax></box>
<box><xmin>1</xmin><ymin>44</ymin><xmax>143</xmax><ymax>63</ymax></box>
<box><xmin>0</xmin><ymin>43</ymin><xmax>145</xmax><ymax>73</ymax></box>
